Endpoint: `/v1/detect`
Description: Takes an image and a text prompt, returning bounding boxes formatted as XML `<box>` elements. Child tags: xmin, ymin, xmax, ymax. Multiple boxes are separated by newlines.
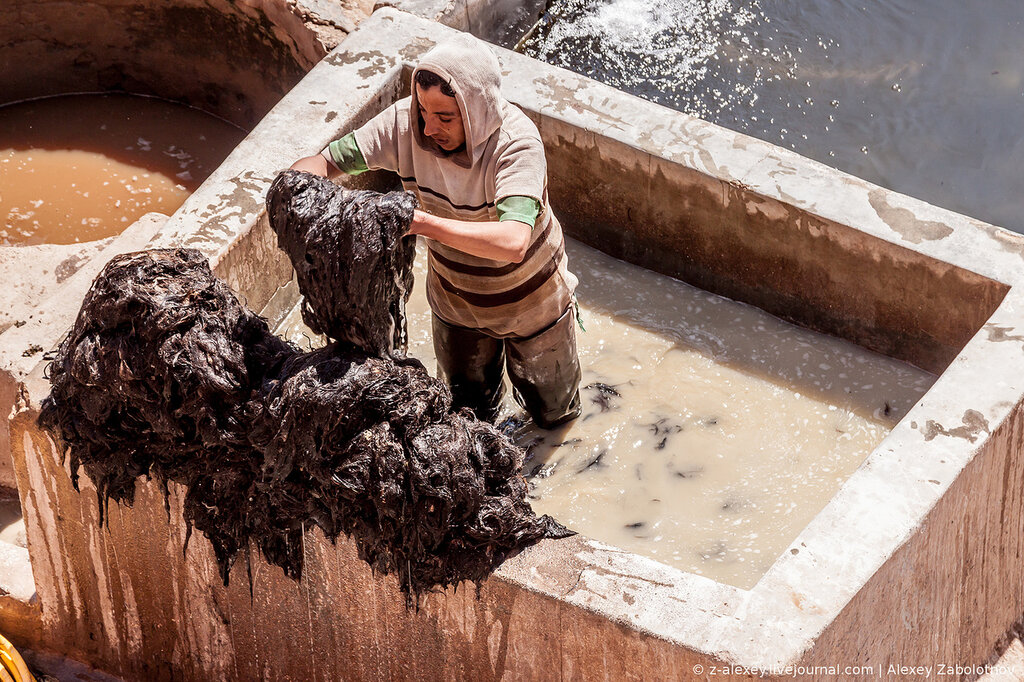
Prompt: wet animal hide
<box><xmin>38</xmin><ymin>248</ymin><xmax>291</xmax><ymax>516</ymax></box>
<box><xmin>39</xmin><ymin>172</ymin><xmax>570</xmax><ymax>605</ymax></box>
<box><xmin>266</xmin><ymin>169</ymin><xmax>416</xmax><ymax>355</ymax></box>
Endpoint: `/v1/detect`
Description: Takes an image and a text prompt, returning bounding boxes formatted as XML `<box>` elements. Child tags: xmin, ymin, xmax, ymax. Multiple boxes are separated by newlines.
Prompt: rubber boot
<box><xmin>432</xmin><ymin>314</ymin><xmax>505</xmax><ymax>422</ymax></box>
<box><xmin>506</xmin><ymin>305</ymin><xmax>582</xmax><ymax>429</ymax></box>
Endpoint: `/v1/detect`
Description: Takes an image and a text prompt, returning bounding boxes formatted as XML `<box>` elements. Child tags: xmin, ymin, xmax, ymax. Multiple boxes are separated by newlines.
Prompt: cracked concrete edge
<box><xmin>288</xmin><ymin>0</ymin><xmax>369</xmax><ymax>50</ymax></box>
<box><xmin>292</xmin><ymin>0</ymin><xmax>361</xmax><ymax>33</ymax></box>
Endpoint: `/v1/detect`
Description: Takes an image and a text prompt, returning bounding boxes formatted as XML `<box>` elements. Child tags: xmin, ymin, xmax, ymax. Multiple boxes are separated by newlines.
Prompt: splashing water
<box><xmin>519</xmin><ymin>0</ymin><xmax>1024</xmax><ymax>234</ymax></box>
<box><xmin>523</xmin><ymin>0</ymin><xmax>760</xmax><ymax>119</ymax></box>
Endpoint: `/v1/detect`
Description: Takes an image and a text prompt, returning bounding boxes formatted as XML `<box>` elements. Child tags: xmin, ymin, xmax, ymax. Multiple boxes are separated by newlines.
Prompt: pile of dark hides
<box><xmin>39</xmin><ymin>170</ymin><xmax>571</xmax><ymax>604</ymax></box>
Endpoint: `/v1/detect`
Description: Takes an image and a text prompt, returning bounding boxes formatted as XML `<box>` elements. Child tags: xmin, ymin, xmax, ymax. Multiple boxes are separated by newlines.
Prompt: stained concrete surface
<box><xmin>0</xmin><ymin>240</ymin><xmax>116</xmax><ymax>335</ymax></box>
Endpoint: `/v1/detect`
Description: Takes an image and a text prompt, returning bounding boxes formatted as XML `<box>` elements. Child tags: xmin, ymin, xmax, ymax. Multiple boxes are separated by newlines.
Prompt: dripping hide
<box><xmin>39</xmin><ymin>171</ymin><xmax>571</xmax><ymax>606</ymax></box>
<box><xmin>266</xmin><ymin>170</ymin><xmax>417</xmax><ymax>355</ymax></box>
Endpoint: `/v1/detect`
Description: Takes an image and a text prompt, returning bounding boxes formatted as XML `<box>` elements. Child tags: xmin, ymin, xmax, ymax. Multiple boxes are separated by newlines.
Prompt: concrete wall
<box><xmin>537</xmin><ymin>111</ymin><xmax>1007</xmax><ymax>376</ymax></box>
<box><xmin>7</xmin><ymin>8</ymin><xmax>1024</xmax><ymax>681</ymax></box>
<box><xmin>9</xmin><ymin>406</ymin><xmax>726</xmax><ymax>680</ymax></box>
<box><xmin>801</xmin><ymin>392</ymin><xmax>1024</xmax><ymax>676</ymax></box>
<box><xmin>0</xmin><ymin>0</ymin><xmax>356</xmax><ymax>128</ymax></box>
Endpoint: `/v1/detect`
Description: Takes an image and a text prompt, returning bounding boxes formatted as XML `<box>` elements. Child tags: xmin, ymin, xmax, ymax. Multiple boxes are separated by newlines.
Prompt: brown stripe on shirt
<box><xmin>433</xmin><ymin>247</ymin><xmax>563</xmax><ymax>307</ymax></box>
<box><xmin>429</xmin><ymin>237</ymin><xmax>558</xmax><ymax>295</ymax></box>
<box><xmin>417</xmin><ymin>194</ymin><xmax>491</xmax><ymax>222</ymax></box>
<box><xmin>400</xmin><ymin>176</ymin><xmax>495</xmax><ymax>211</ymax></box>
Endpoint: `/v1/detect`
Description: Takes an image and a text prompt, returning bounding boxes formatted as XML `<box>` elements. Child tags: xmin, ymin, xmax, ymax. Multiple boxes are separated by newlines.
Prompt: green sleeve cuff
<box><xmin>496</xmin><ymin>195</ymin><xmax>541</xmax><ymax>230</ymax></box>
<box><xmin>326</xmin><ymin>132</ymin><xmax>369</xmax><ymax>175</ymax></box>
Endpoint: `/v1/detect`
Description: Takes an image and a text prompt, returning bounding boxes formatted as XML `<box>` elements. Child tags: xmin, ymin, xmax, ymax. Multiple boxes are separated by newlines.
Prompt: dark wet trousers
<box><xmin>432</xmin><ymin>305</ymin><xmax>582</xmax><ymax>429</ymax></box>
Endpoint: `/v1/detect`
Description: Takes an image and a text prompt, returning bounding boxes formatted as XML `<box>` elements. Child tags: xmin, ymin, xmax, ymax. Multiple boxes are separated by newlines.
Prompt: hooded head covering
<box><xmin>410</xmin><ymin>34</ymin><xmax>504</xmax><ymax>169</ymax></box>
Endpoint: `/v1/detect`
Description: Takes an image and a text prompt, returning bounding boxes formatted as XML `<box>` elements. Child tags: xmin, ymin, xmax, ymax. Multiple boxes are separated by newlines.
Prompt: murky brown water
<box><xmin>280</xmin><ymin>238</ymin><xmax>935</xmax><ymax>587</ymax></box>
<box><xmin>0</xmin><ymin>93</ymin><xmax>246</xmax><ymax>245</ymax></box>
<box><xmin>517</xmin><ymin>0</ymin><xmax>1024</xmax><ymax>234</ymax></box>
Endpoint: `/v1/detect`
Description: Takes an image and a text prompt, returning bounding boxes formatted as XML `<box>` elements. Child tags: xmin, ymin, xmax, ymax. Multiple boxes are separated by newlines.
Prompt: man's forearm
<box><xmin>409</xmin><ymin>210</ymin><xmax>531</xmax><ymax>263</ymax></box>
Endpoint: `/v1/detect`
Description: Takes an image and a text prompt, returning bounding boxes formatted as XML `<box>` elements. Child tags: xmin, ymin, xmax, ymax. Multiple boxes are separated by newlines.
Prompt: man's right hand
<box><xmin>289</xmin><ymin>154</ymin><xmax>330</xmax><ymax>177</ymax></box>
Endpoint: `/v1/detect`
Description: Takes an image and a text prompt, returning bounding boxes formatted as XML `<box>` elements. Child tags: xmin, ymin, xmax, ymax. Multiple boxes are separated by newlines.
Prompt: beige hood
<box><xmin>410</xmin><ymin>34</ymin><xmax>504</xmax><ymax>169</ymax></box>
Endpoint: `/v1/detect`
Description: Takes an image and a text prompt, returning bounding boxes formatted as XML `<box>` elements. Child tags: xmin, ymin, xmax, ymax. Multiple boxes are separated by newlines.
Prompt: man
<box><xmin>291</xmin><ymin>33</ymin><xmax>581</xmax><ymax>429</ymax></box>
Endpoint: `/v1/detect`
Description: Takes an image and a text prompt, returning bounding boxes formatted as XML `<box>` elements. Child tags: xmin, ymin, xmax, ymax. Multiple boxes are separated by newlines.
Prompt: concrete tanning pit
<box><xmin>0</xmin><ymin>0</ymin><xmax>359</xmax><ymax>128</ymax></box>
<box><xmin>6</xmin><ymin>8</ymin><xmax>1024</xmax><ymax>680</ymax></box>
<box><xmin>0</xmin><ymin>0</ymin><xmax>370</xmax><ymax>654</ymax></box>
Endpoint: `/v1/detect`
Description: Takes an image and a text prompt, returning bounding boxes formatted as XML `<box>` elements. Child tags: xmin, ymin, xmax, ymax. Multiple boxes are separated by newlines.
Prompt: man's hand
<box><xmin>289</xmin><ymin>154</ymin><xmax>330</xmax><ymax>177</ymax></box>
<box><xmin>409</xmin><ymin>210</ymin><xmax>532</xmax><ymax>263</ymax></box>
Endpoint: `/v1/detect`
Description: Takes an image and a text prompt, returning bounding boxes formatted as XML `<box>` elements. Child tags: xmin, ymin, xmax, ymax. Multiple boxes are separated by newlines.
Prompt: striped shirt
<box><xmin>336</xmin><ymin>95</ymin><xmax>577</xmax><ymax>338</ymax></box>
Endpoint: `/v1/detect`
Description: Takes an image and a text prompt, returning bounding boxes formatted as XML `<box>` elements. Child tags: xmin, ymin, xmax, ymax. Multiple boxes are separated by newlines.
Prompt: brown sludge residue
<box><xmin>0</xmin><ymin>93</ymin><xmax>245</xmax><ymax>245</ymax></box>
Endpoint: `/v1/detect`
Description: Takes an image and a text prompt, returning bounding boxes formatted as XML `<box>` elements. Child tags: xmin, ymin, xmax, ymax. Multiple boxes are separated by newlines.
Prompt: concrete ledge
<box><xmin>375</xmin><ymin>0</ymin><xmax>545</xmax><ymax>43</ymax></box>
<box><xmin>0</xmin><ymin>239</ymin><xmax>118</xmax><ymax>336</ymax></box>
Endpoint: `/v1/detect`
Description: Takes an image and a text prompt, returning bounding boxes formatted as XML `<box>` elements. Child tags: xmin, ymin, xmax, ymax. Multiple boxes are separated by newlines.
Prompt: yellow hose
<box><xmin>0</xmin><ymin>634</ymin><xmax>34</xmax><ymax>682</ymax></box>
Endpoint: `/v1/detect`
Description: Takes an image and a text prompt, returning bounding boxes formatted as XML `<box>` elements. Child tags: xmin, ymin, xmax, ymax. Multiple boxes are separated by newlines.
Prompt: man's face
<box><xmin>416</xmin><ymin>83</ymin><xmax>466</xmax><ymax>152</ymax></box>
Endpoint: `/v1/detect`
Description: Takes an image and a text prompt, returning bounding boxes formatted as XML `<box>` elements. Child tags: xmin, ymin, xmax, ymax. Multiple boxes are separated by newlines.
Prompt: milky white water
<box><xmin>280</xmin><ymin>238</ymin><xmax>935</xmax><ymax>588</ymax></box>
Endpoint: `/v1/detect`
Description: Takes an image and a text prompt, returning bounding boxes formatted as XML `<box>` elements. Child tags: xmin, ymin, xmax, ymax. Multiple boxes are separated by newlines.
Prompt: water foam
<box><xmin>525</xmin><ymin>0</ymin><xmax>761</xmax><ymax>117</ymax></box>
